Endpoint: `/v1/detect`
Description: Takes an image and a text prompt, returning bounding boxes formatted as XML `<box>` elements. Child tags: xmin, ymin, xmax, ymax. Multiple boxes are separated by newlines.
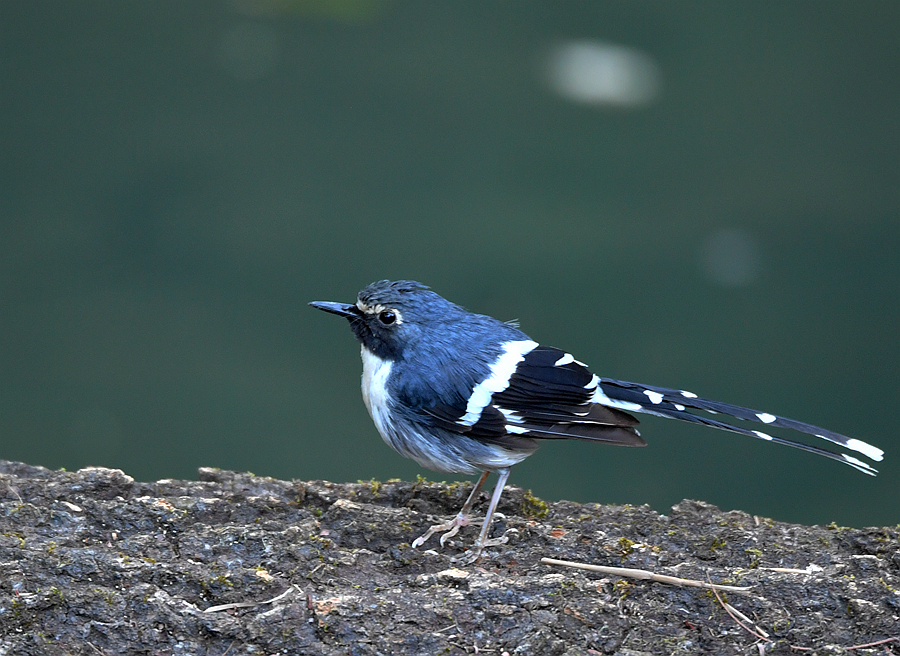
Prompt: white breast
<box><xmin>358</xmin><ymin>344</ymin><xmax>532</xmax><ymax>475</ymax></box>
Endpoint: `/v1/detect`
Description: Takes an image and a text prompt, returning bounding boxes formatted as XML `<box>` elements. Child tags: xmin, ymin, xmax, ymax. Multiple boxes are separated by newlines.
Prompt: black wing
<box><xmin>423</xmin><ymin>345</ymin><xmax>646</xmax><ymax>448</ymax></box>
<box><xmin>421</xmin><ymin>342</ymin><xmax>883</xmax><ymax>476</ymax></box>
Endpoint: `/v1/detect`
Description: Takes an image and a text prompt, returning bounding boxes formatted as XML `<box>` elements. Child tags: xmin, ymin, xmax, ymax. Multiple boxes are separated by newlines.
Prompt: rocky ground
<box><xmin>0</xmin><ymin>459</ymin><xmax>897</xmax><ymax>655</ymax></box>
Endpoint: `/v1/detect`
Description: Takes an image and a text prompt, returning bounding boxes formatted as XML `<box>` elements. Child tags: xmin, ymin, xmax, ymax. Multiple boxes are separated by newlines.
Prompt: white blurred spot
<box><xmin>545</xmin><ymin>40</ymin><xmax>661</xmax><ymax>107</ymax></box>
<box><xmin>701</xmin><ymin>228</ymin><xmax>762</xmax><ymax>287</ymax></box>
<box><xmin>218</xmin><ymin>23</ymin><xmax>280</xmax><ymax>80</ymax></box>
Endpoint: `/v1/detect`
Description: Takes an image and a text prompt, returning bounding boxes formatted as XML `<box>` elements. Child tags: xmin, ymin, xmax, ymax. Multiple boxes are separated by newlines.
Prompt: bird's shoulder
<box><xmin>388</xmin><ymin>315</ymin><xmax>529</xmax><ymax>410</ymax></box>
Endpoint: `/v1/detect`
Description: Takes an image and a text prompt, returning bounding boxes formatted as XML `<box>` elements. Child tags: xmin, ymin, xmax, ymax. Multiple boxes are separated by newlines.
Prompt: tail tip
<box><xmin>844</xmin><ymin>438</ymin><xmax>884</xmax><ymax>462</ymax></box>
<box><xmin>842</xmin><ymin>454</ymin><xmax>878</xmax><ymax>476</ymax></box>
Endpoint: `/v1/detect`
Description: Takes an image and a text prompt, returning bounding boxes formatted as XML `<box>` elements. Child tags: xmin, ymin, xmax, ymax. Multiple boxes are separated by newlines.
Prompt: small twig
<box><xmin>791</xmin><ymin>636</ymin><xmax>899</xmax><ymax>652</ymax></box>
<box><xmin>86</xmin><ymin>642</ymin><xmax>107</xmax><ymax>656</ymax></box>
<box><xmin>723</xmin><ymin>601</ymin><xmax>770</xmax><ymax>640</ymax></box>
<box><xmin>707</xmin><ymin>574</ymin><xmax>769</xmax><ymax>641</ymax></box>
<box><xmin>847</xmin><ymin>636</ymin><xmax>899</xmax><ymax>650</ymax></box>
<box><xmin>203</xmin><ymin>584</ymin><xmax>300</xmax><ymax>613</ymax></box>
<box><xmin>760</xmin><ymin>566</ymin><xmax>819</xmax><ymax>574</ymax></box>
<box><xmin>6</xmin><ymin>484</ymin><xmax>23</xmax><ymax>505</ymax></box>
<box><xmin>307</xmin><ymin>563</ymin><xmax>326</xmax><ymax>578</ymax></box>
<box><xmin>448</xmin><ymin>642</ymin><xmax>497</xmax><ymax>654</ymax></box>
<box><xmin>541</xmin><ymin>558</ymin><xmax>753</xmax><ymax>595</ymax></box>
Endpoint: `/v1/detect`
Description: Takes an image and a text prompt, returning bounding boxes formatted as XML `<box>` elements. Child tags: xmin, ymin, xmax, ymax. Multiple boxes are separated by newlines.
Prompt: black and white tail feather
<box><xmin>594</xmin><ymin>378</ymin><xmax>882</xmax><ymax>475</ymax></box>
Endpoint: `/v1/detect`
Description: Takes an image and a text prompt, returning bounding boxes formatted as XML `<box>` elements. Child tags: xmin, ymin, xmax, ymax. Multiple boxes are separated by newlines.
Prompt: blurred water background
<box><xmin>2</xmin><ymin>1</ymin><xmax>897</xmax><ymax>528</ymax></box>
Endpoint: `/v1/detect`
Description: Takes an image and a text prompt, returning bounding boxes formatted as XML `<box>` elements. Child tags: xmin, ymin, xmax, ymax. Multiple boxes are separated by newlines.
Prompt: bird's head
<box><xmin>310</xmin><ymin>280</ymin><xmax>465</xmax><ymax>361</ymax></box>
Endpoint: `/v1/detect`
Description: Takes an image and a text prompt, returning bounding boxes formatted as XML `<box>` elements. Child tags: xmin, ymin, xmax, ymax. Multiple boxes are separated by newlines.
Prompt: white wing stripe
<box><xmin>457</xmin><ymin>340</ymin><xmax>539</xmax><ymax>426</ymax></box>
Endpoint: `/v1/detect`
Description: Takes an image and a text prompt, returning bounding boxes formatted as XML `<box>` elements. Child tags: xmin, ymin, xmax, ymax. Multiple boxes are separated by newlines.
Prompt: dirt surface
<box><xmin>0</xmin><ymin>459</ymin><xmax>897</xmax><ymax>655</ymax></box>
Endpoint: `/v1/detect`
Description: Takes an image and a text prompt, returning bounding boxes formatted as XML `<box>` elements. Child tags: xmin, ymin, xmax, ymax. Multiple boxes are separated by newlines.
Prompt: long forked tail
<box><xmin>593</xmin><ymin>378</ymin><xmax>884</xmax><ymax>475</ymax></box>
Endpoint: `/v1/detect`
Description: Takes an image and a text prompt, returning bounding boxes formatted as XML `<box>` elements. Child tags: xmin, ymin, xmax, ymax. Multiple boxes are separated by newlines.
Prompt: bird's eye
<box><xmin>378</xmin><ymin>310</ymin><xmax>396</xmax><ymax>325</ymax></box>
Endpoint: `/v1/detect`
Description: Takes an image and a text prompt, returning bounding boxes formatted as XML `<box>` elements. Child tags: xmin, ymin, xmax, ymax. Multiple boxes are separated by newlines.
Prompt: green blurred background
<box><xmin>2</xmin><ymin>1</ymin><xmax>897</xmax><ymax>528</ymax></box>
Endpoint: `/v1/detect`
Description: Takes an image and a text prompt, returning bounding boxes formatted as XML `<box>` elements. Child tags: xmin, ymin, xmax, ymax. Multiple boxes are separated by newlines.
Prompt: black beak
<box><xmin>309</xmin><ymin>301</ymin><xmax>360</xmax><ymax>319</ymax></box>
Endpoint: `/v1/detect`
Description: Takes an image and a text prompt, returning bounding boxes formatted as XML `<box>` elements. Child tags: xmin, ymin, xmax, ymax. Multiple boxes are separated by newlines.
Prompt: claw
<box><xmin>452</xmin><ymin>535</ymin><xmax>509</xmax><ymax>565</ymax></box>
<box><xmin>438</xmin><ymin>523</ymin><xmax>460</xmax><ymax>546</ymax></box>
<box><xmin>453</xmin><ymin>550</ymin><xmax>481</xmax><ymax>565</ymax></box>
<box><xmin>412</xmin><ymin>512</ymin><xmax>470</xmax><ymax>549</ymax></box>
<box><xmin>480</xmin><ymin>535</ymin><xmax>508</xmax><ymax>548</ymax></box>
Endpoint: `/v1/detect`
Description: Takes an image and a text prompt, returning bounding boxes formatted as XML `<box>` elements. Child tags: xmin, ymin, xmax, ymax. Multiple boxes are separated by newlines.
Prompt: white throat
<box><xmin>360</xmin><ymin>346</ymin><xmax>393</xmax><ymax>438</ymax></box>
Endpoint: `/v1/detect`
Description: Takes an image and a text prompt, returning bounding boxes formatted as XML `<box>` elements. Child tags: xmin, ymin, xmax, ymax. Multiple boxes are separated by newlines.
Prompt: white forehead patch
<box><xmin>356</xmin><ymin>300</ymin><xmax>385</xmax><ymax>315</ymax></box>
<box><xmin>356</xmin><ymin>300</ymin><xmax>403</xmax><ymax>324</ymax></box>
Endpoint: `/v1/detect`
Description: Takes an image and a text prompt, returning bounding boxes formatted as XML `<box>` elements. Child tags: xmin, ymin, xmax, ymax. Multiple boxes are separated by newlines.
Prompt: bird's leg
<box><xmin>411</xmin><ymin>471</ymin><xmax>490</xmax><ymax>549</ymax></box>
<box><xmin>456</xmin><ymin>468</ymin><xmax>511</xmax><ymax>563</ymax></box>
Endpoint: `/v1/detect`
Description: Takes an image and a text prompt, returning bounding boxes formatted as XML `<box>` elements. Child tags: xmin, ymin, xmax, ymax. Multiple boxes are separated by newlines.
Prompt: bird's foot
<box><xmin>411</xmin><ymin>512</ymin><xmax>471</xmax><ymax>549</ymax></box>
<box><xmin>452</xmin><ymin>535</ymin><xmax>509</xmax><ymax>565</ymax></box>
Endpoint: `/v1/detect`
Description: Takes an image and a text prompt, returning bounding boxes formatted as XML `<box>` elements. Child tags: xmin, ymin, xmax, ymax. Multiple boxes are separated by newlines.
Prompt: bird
<box><xmin>310</xmin><ymin>279</ymin><xmax>883</xmax><ymax>561</ymax></box>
